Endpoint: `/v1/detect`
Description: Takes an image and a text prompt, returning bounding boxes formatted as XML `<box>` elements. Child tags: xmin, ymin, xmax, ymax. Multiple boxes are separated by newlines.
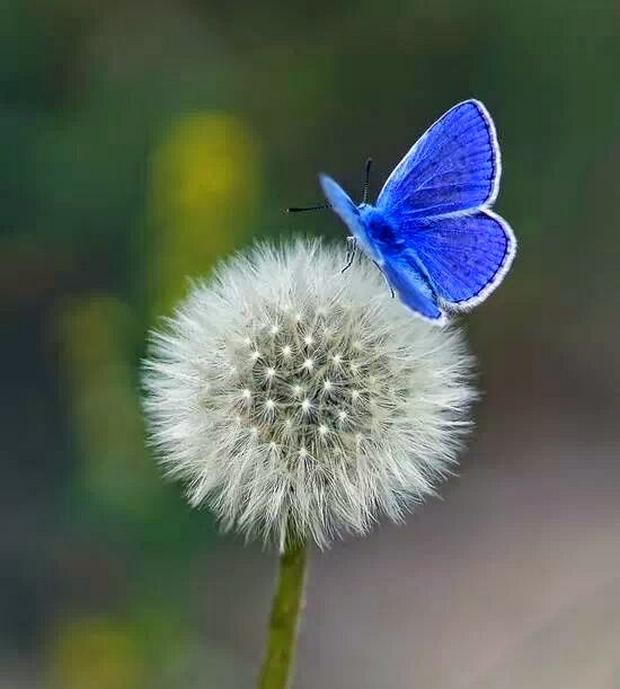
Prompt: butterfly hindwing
<box><xmin>377</xmin><ymin>100</ymin><xmax>500</xmax><ymax>219</ymax></box>
<box><xmin>398</xmin><ymin>210</ymin><xmax>516</xmax><ymax>307</ymax></box>
<box><xmin>380</xmin><ymin>253</ymin><xmax>445</xmax><ymax>323</ymax></box>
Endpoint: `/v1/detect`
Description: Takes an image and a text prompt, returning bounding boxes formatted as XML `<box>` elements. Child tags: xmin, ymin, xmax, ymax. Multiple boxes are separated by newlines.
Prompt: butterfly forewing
<box><xmin>377</xmin><ymin>100</ymin><xmax>500</xmax><ymax>219</ymax></box>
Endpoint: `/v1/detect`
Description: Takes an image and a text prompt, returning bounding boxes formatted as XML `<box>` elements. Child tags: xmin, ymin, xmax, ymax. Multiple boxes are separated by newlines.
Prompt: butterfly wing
<box><xmin>380</xmin><ymin>253</ymin><xmax>446</xmax><ymax>323</ymax></box>
<box><xmin>398</xmin><ymin>210</ymin><xmax>516</xmax><ymax>308</ymax></box>
<box><xmin>377</xmin><ymin>99</ymin><xmax>500</xmax><ymax>218</ymax></box>
<box><xmin>376</xmin><ymin>100</ymin><xmax>515</xmax><ymax>308</ymax></box>
<box><xmin>319</xmin><ymin>174</ymin><xmax>381</xmax><ymax>262</ymax></box>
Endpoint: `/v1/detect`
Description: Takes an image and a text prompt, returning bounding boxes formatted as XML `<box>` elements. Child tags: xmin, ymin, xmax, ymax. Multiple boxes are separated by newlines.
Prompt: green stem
<box><xmin>257</xmin><ymin>539</ymin><xmax>308</xmax><ymax>689</ymax></box>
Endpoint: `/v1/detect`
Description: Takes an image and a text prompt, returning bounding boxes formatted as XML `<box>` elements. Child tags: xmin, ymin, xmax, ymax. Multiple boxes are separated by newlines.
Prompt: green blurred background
<box><xmin>3</xmin><ymin>1</ymin><xmax>620</xmax><ymax>687</ymax></box>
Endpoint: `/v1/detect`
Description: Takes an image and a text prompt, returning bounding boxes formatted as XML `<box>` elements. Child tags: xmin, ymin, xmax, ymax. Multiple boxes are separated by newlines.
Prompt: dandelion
<box><xmin>142</xmin><ymin>239</ymin><xmax>477</xmax><ymax>689</ymax></box>
<box><xmin>143</xmin><ymin>240</ymin><xmax>476</xmax><ymax>550</ymax></box>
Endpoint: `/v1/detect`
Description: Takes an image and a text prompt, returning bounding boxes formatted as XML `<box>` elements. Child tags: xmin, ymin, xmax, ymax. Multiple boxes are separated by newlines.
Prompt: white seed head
<box><xmin>142</xmin><ymin>240</ymin><xmax>477</xmax><ymax>550</ymax></box>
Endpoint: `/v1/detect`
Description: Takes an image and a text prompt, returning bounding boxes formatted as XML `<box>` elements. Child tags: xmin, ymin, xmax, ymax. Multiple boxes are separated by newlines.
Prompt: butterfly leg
<box><xmin>341</xmin><ymin>236</ymin><xmax>357</xmax><ymax>273</ymax></box>
<box><xmin>372</xmin><ymin>260</ymin><xmax>395</xmax><ymax>299</ymax></box>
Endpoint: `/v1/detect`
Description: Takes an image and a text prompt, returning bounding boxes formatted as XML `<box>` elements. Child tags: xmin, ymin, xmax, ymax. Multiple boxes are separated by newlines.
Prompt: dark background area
<box><xmin>2</xmin><ymin>1</ymin><xmax>620</xmax><ymax>687</ymax></box>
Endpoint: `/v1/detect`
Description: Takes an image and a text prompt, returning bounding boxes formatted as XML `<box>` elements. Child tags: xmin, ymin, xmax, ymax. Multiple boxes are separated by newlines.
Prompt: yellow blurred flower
<box><xmin>55</xmin><ymin>295</ymin><xmax>160</xmax><ymax>515</ymax></box>
<box><xmin>47</xmin><ymin>617</ymin><xmax>146</xmax><ymax>689</ymax></box>
<box><xmin>148</xmin><ymin>112</ymin><xmax>261</xmax><ymax>313</ymax></box>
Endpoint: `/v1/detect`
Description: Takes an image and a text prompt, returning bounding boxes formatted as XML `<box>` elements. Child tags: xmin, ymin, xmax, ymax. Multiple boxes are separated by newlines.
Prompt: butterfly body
<box><xmin>360</xmin><ymin>206</ymin><xmax>400</xmax><ymax>250</ymax></box>
<box><xmin>319</xmin><ymin>99</ymin><xmax>516</xmax><ymax>324</ymax></box>
<box><xmin>359</xmin><ymin>203</ymin><xmax>447</xmax><ymax>320</ymax></box>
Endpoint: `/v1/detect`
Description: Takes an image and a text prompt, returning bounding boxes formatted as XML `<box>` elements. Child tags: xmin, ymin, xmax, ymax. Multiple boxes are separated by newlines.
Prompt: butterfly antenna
<box><xmin>362</xmin><ymin>157</ymin><xmax>373</xmax><ymax>203</ymax></box>
<box><xmin>284</xmin><ymin>203</ymin><xmax>330</xmax><ymax>213</ymax></box>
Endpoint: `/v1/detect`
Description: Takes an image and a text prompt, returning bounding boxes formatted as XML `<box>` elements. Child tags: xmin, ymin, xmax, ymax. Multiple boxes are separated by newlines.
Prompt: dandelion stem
<box><xmin>257</xmin><ymin>538</ymin><xmax>308</xmax><ymax>689</ymax></box>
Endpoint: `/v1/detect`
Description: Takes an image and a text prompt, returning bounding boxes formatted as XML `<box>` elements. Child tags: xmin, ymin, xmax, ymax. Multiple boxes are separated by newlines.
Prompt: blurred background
<box><xmin>3</xmin><ymin>0</ymin><xmax>620</xmax><ymax>687</ymax></box>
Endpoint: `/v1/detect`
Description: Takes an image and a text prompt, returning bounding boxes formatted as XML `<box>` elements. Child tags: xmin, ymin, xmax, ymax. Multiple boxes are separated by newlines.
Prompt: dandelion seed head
<box><xmin>142</xmin><ymin>240</ymin><xmax>477</xmax><ymax>550</ymax></box>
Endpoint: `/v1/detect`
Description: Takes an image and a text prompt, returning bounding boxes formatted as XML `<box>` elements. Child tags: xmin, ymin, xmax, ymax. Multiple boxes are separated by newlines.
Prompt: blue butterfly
<box><xmin>317</xmin><ymin>100</ymin><xmax>516</xmax><ymax>325</ymax></box>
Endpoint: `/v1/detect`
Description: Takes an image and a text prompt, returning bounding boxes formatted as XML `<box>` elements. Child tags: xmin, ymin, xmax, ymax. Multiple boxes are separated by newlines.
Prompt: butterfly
<box><xmin>307</xmin><ymin>100</ymin><xmax>516</xmax><ymax>324</ymax></box>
